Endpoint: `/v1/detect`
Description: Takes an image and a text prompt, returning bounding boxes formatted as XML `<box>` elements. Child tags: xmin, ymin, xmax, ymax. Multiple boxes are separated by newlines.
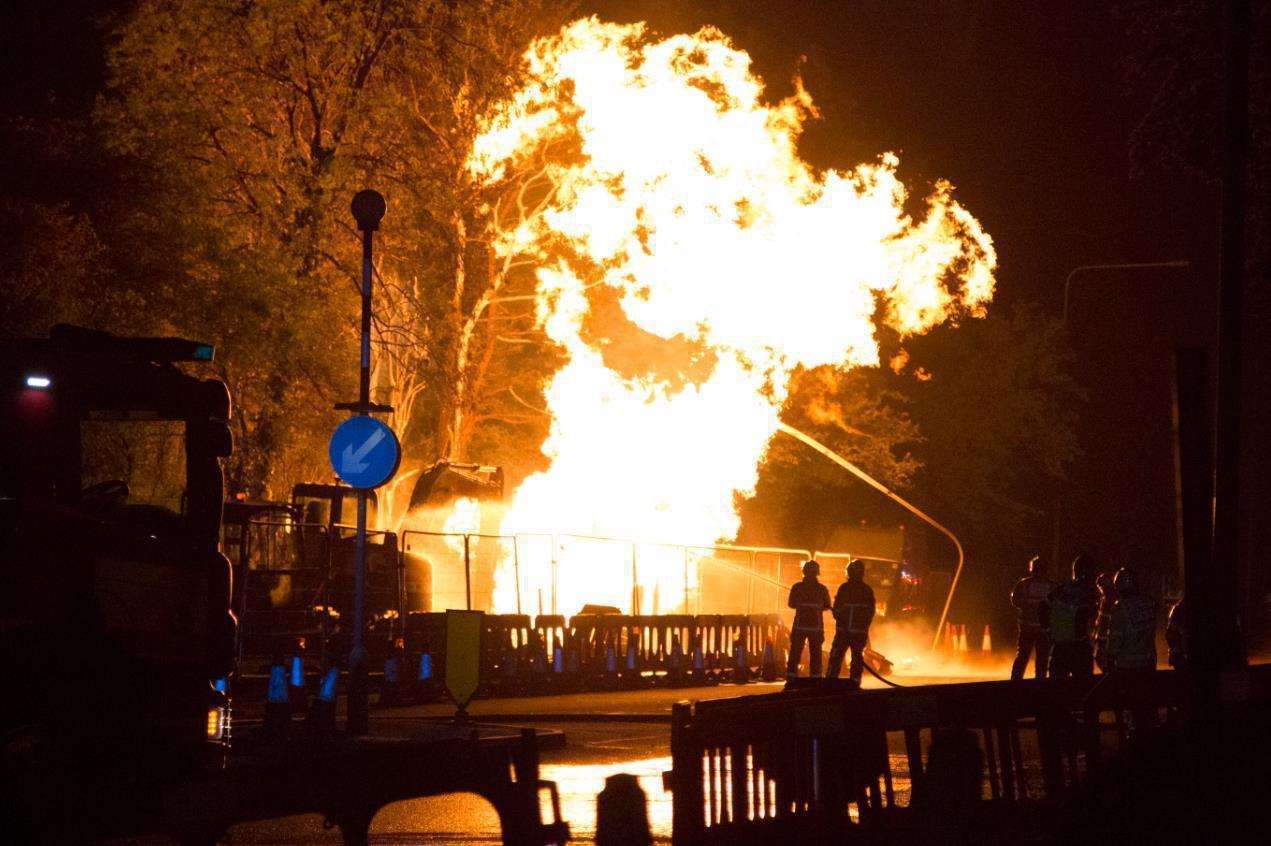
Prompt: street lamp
<box><xmin>1053</xmin><ymin>259</ymin><xmax>1191</xmax><ymax>576</ymax></box>
<box><xmin>1062</xmin><ymin>260</ymin><xmax>1190</xmax><ymax>324</ymax></box>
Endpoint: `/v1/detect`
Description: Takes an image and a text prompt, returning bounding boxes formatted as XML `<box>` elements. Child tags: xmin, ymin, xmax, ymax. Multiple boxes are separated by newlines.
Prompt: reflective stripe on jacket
<box><xmin>833</xmin><ymin>580</ymin><xmax>875</xmax><ymax>636</ymax></box>
<box><xmin>788</xmin><ymin>579</ymin><xmax>831</xmax><ymax>631</ymax></box>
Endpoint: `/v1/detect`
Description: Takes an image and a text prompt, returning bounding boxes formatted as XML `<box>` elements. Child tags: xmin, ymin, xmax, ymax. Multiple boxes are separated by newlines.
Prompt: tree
<box><xmin>899</xmin><ymin>305</ymin><xmax>1081</xmax><ymax>588</ymax></box>
<box><xmin>99</xmin><ymin>0</ymin><xmax>571</xmax><ymax>518</ymax></box>
<box><xmin>738</xmin><ymin>365</ymin><xmax>921</xmax><ymax>550</ymax></box>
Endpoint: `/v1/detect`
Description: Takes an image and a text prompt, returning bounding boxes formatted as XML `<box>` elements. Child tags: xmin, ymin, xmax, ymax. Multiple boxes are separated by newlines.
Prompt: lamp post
<box><xmin>1062</xmin><ymin>260</ymin><xmax>1190</xmax><ymax>324</ymax></box>
<box><xmin>344</xmin><ymin>189</ymin><xmax>388</xmax><ymax>735</ymax></box>
<box><xmin>1054</xmin><ymin>259</ymin><xmax>1190</xmax><ymax>577</ymax></box>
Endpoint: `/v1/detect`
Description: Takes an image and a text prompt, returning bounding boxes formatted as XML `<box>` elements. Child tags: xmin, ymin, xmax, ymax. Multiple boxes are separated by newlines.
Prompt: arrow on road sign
<box><xmin>341</xmin><ymin>427</ymin><xmax>386</xmax><ymax>475</ymax></box>
<box><xmin>328</xmin><ymin>416</ymin><xmax>400</xmax><ymax>490</ymax></box>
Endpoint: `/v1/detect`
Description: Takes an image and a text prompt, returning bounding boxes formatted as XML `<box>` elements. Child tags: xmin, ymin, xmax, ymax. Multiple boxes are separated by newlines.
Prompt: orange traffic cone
<box><xmin>958</xmin><ymin>624</ymin><xmax>969</xmax><ymax>653</ymax></box>
<box><xmin>981</xmin><ymin>625</ymin><xmax>992</xmax><ymax>654</ymax></box>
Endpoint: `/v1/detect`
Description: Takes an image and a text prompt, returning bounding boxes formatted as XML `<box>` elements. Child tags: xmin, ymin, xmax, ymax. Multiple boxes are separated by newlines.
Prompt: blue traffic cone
<box><xmin>733</xmin><ymin>638</ymin><xmax>748</xmax><ymax>684</ymax></box>
<box><xmin>760</xmin><ymin>640</ymin><xmax>777</xmax><ymax>681</ymax></box>
<box><xmin>308</xmin><ymin>665</ymin><xmax>338</xmax><ymax>735</ymax></box>
<box><xmin>288</xmin><ymin>654</ymin><xmax>307</xmax><ymax>713</ymax></box>
<box><xmin>263</xmin><ymin>662</ymin><xmax>290</xmax><ymax>739</ymax></box>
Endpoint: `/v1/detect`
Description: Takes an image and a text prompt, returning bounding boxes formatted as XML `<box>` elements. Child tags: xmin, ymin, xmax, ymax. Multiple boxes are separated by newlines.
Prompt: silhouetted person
<box><xmin>1010</xmin><ymin>555</ymin><xmax>1053</xmax><ymax>680</ymax></box>
<box><xmin>1166</xmin><ymin>597</ymin><xmax>1186</xmax><ymax>669</ymax></box>
<box><xmin>1106</xmin><ymin>568</ymin><xmax>1156</xmax><ymax>672</ymax></box>
<box><xmin>1093</xmin><ymin>571</ymin><xmax>1116</xmax><ymax>673</ymax></box>
<box><xmin>786</xmin><ymin>560</ymin><xmax>830</xmax><ymax>678</ymax></box>
<box><xmin>1048</xmin><ymin>552</ymin><xmax>1100</xmax><ymax>678</ymax></box>
<box><xmin>1107</xmin><ymin>567</ymin><xmax>1158</xmax><ymax>733</ymax></box>
<box><xmin>827</xmin><ymin>559</ymin><xmax>875</xmax><ymax>683</ymax></box>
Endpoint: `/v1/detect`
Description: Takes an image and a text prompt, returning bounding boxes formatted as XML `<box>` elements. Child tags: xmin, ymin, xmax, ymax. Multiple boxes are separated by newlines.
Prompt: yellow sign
<box><xmin>445</xmin><ymin>610</ymin><xmax>483</xmax><ymax>712</ymax></box>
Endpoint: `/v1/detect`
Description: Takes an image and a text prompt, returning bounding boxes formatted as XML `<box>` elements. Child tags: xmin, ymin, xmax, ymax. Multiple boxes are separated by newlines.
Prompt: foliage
<box><xmin>98</xmin><ymin>0</ymin><xmax>573</xmax><ymax>516</ymax></box>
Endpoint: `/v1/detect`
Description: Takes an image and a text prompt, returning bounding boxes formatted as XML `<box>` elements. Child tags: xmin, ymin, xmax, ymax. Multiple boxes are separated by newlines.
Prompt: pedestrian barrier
<box><xmin>228</xmin><ymin>516</ymin><xmax>908</xmax><ymax>703</ymax></box>
<box><xmin>664</xmin><ymin>668</ymin><xmax>1271</xmax><ymax>844</ymax></box>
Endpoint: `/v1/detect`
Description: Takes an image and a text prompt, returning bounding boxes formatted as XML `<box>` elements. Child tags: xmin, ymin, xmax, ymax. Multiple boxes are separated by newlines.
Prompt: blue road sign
<box><xmin>328</xmin><ymin>416</ymin><xmax>401</xmax><ymax>489</ymax></box>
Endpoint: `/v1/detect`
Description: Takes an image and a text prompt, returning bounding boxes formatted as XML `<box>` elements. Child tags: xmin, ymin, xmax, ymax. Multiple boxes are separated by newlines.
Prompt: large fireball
<box><xmin>466</xmin><ymin>18</ymin><xmax>996</xmax><ymax>614</ymax></box>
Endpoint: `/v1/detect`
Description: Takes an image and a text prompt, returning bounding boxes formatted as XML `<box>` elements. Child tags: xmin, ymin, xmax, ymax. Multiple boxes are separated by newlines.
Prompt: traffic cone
<box><xmin>625</xmin><ymin>636</ymin><xmax>639</xmax><ymax>684</ymax></box>
<box><xmin>760</xmin><ymin>640</ymin><xmax>777</xmax><ymax>682</ymax></box>
<box><xmin>981</xmin><ymin>625</ymin><xmax>992</xmax><ymax>654</ymax></box>
<box><xmin>263</xmin><ymin>661</ymin><xmax>290</xmax><ymax>739</ymax></box>
<box><xmin>288</xmin><ymin>653</ymin><xmax>307</xmax><ymax>713</ymax></box>
<box><xmin>668</xmin><ymin>635</ymin><xmax>684</xmax><ymax>685</ymax></box>
<box><xmin>382</xmin><ymin>648</ymin><xmax>402</xmax><ymax>704</ymax></box>
<box><xmin>946</xmin><ymin>621</ymin><xmax>958</xmax><ymax>653</ymax></box>
<box><xmin>308</xmin><ymin>665</ymin><xmax>338</xmax><ymax>735</ymax></box>
<box><xmin>416</xmin><ymin>651</ymin><xmax>434</xmax><ymax>700</ymax></box>
<box><xmin>959</xmin><ymin>624</ymin><xmax>969</xmax><ymax>653</ymax></box>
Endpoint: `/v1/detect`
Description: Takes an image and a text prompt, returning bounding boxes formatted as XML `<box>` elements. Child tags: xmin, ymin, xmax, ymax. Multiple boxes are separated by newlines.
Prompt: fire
<box><xmin>466</xmin><ymin>18</ymin><xmax>996</xmax><ymax>614</ymax></box>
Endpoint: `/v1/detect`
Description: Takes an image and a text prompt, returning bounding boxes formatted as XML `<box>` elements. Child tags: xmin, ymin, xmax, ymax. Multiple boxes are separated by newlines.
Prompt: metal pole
<box><xmin>631</xmin><ymin>543</ymin><xmax>639</xmax><ymax>615</ymax></box>
<box><xmin>513</xmin><ymin>536</ymin><xmax>522</xmax><ymax>615</ymax></box>
<box><xmin>747</xmin><ymin>550</ymin><xmax>757</xmax><ymax>615</ymax></box>
<box><xmin>1211</xmin><ymin>0</ymin><xmax>1250</xmax><ymax>676</ymax></box>
<box><xmin>683</xmin><ymin>547</ymin><xmax>690</xmax><ymax>614</ymax></box>
<box><xmin>346</xmin><ymin>189</ymin><xmax>384</xmax><ymax>735</ymax></box>
<box><xmin>464</xmin><ymin>534</ymin><xmax>472</xmax><ymax>611</ymax></box>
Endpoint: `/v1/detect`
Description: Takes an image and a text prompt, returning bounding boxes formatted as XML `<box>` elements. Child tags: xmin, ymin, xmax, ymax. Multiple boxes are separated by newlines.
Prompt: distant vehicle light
<box><xmin>25</xmin><ymin>375</ymin><xmax>51</xmax><ymax>389</ymax></box>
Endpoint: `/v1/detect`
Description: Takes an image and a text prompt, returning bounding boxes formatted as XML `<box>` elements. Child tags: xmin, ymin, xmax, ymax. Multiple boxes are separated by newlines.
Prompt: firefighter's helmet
<box><xmin>1113</xmin><ymin>567</ymin><xmax>1136</xmax><ymax>592</ymax></box>
<box><xmin>1028</xmin><ymin>555</ymin><xmax>1046</xmax><ymax>576</ymax></box>
<box><xmin>847</xmin><ymin>559</ymin><xmax>866</xmax><ymax>580</ymax></box>
<box><xmin>802</xmin><ymin>559</ymin><xmax>820</xmax><ymax>578</ymax></box>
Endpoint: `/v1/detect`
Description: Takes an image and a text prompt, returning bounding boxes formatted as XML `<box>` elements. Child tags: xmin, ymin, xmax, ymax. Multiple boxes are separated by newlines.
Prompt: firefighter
<box><xmin>1047</xmin><ymin>552</ymin><xmax>1100</xmax><ymax>678</ymax></box>
<box><xmin>1106</xmin><ymin>567</ymin><xmax>1157</xmax><ymax>670</ymax></box>
<box><xmin>1010</xmin><ymin>555</ymin><xmax>1053</xmax><ymax>680</ymax></box>
<box><xmin>1166</xmin><ymin>597</ymin><xmax>1186</xmax><ymax>669</ymax></box>
<box><xmin>1093</xmin><ymin>570</ymin><xmax>1116</xmax><ymax>672</ymax></box>
<box><xmin>1106</xmin><ymin>567</ymin><xmax>1158</xmax><ymax>733</ymax></box>
<box><xmin>827</xmin><ymin>559</ymin><xmax>875</xmax><ymax>683</ymax></box>
<box><xmin>786</xmin><ymin>560</ymin><xmax>831</xmax><ymax>678</ymax></box>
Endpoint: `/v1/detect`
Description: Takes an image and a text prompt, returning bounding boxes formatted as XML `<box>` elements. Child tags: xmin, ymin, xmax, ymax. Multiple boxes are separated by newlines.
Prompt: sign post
<box><xmin>332</xmin><ymin>189</ymin><xmax>394</xmax><ymax>735</ymax></box>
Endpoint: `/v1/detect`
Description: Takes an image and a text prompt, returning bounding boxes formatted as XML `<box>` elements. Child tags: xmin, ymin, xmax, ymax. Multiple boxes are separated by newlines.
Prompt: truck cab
<box><xmin>1</xmin><ymin>325</ymin><xmax>235</xmax><ymax>833</ymax></box>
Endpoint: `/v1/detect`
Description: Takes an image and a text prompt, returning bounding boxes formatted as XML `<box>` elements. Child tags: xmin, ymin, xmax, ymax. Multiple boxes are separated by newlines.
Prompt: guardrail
<box><xmin>664</xmin><ymin>667</ymin><xmax>1271</xmax><ymax>844</ymax></box>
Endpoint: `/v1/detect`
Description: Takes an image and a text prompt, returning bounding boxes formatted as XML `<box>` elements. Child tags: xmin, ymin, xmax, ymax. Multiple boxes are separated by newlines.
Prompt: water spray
<box><xmin>775</xmin><ymin>423</ymin><xmax>965</xmax><ymax>653</ymax></box>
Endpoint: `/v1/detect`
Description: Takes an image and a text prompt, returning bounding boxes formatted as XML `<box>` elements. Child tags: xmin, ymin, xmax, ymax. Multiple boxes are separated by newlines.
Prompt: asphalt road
<box><xmin>213</xmin><ymin>668</ymin><xmax>996</xmax><ymax>844</ymax></box>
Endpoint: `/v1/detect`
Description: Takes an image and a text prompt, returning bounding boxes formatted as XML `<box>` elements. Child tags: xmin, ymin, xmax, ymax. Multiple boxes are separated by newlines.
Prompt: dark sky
<box><xmin>1</xmin><ymin>1</ymin><xmax>1240</xmax><ymax>595</ymax></box>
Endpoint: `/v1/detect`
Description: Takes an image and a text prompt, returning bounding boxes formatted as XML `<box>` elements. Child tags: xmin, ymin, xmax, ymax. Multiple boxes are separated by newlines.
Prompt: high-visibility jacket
<box><xmin>1108</xmin><ymin>592</ymin><xmax>1157</xmax><ymax>670</ymax></box>
<box><xmin>1048</xmin><ymin>578</ymin><xmax>1099</xmax><ymax>644</ymax></box>
<box><xmin>788</xmin><ymin>579</ymin><xmax>831</xmax><ymax>632</ymax></box>
<box><xmin>832</xmin><ymin>579</ymin><xmax>875</xmax><ymax>637</ymax></box>
<box><xmin>1010</xmin><ymin>575</ymin><xmax>1054</xmax><ymax>633</ymax></box>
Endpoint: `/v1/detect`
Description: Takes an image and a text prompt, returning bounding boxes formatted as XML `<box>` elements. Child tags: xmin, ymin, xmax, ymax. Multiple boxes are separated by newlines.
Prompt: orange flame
<box><xmin>467</xmin><ymin>18</ymin><xmax>996</xmax><ymax>614</ymax></box>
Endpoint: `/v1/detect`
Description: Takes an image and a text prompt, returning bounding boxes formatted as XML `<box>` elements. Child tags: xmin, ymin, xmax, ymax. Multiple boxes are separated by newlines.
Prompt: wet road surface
<box><xmin>215</xmin><ymin>672</ymin><xmax>991</xmax><ymax>843</ymax></box>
